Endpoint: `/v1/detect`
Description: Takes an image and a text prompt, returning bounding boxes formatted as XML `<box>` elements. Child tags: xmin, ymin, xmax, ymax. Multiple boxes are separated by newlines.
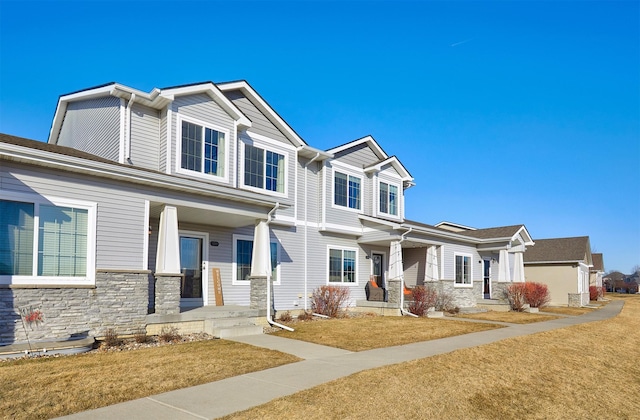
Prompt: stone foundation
<box><xmin>568</xmin><ymin>292</ymin><xmax>589</xmax><ymax>307</ymax></box>
<box><xmin>387</xmin><ymin>279</ymin><xmax>402</xmax><ymax>306</ymax></box>
<box><xmin>0</xmin><ymin>270</ymin><xmax>149</xmax><ymax>344</ymax></box>
<box><xmin>250</xmin><ymin>276</ymin><xmax>271</xmax><ymax>317</ymax></box>
<box><xmin>490</xmin><ymin>282</ymin><xmax>510</xmax><ymax>302</ymax></box>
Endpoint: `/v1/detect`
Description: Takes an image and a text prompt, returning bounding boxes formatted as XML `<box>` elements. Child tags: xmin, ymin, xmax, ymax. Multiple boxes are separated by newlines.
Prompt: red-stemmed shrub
<box><xmin>589</xmin><ymin>285</ymin><xmax>606</xmax><ymax>300</ymax></box>
<box><xmin>524</xmin><ymin>282</ymin><xmax>551</xmax><ymax>308</ymax></box>
<box><xmin>311</xmin><ymin>285</ymin><xmax>351</xmax><ymax>318</ymax></box>
<box><xmin>505</xmin><ymin>283</ymin><xmax>528</xmax><ymax>311</ymax></box>
<box><xmin>408</xmin><ymin>285</ymin><xmax>438</xmax><ymax>316</ymax></box>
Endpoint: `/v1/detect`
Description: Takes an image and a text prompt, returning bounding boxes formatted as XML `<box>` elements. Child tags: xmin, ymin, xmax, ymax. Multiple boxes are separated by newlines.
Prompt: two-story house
<box><xmin>1</xmin><ymin>80</ymin><xmax>534</xmax><ymax>343</ymax></box>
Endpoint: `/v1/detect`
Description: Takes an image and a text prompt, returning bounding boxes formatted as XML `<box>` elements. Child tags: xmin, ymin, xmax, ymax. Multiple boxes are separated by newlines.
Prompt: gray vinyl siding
<box><xmin>441</xmin><ymin>242</ymin><xmax>482</xmax><ymax>283</ymax></box>
<box><xmin>171</xmin><ymin>94</ymin><xmax>237</xmax><ymax>186</ymax></box>
<box><xmin>403</xmin><ymin>247</ymin><xmax>427</xmax><ymax>287</ymax></box>
<box><xmin>297</xmin><ymin>157</ymin><xmax>320</xmax><ymax>224</ymax></box>
<box><xmin>57</xmin><ymin>96</ymin><xmax>121</xmax><ymax>161</ymax></box>
<box><xmin>333</xmin><ymin>143</ymin><xmax>379</xmax><ymax>168</ymax></box>
<box><xmin>323</xmin><ymin>161</ymin><xmax>366</xmax><ymax>231</ymax></box>
<box><xmin>1</xmin><ymin>161</ymin><xmax>146</xmax><ymax>270</ymax></box>
<box><xmin>224</xmin><ymin>90</ymin><xmax>292</xmax><ymax>146</ymax></box>
<box><xmin>130</xmin><ymin>103</ymin><xmax>160</xmax><ymax>170</ymax></box>
<box><xmin>159</xmin><ymin>108</ymin><xmax>167</xmax><ymax>173</ymax></box>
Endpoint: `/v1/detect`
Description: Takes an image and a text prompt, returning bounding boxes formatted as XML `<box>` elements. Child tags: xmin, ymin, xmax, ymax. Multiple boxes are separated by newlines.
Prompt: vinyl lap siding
<box><xmin>1</xmin><ymin>162</ymin><xmax>146</xmax><ymax>270</ymax></box>
<box><xmin>225</xmin><ymin>90</ymin><xmax>291</xmax><ymax>146</ymax></box>
<box><xmin>57</xmin><ymin>96</ymin><xmax>121</xmax><ymax>161</ymax></box>
<box><xmin>172</xmin><ymin>94</ymin><xmax>237</xmax><ymax>185</ymax></box>
<box><xmin>159</xmin><ymin>108</ymin><xmax>167</xmax><ymax>172</ymax></box>
<box><xmin>403</xmin><ymin>247</ymin><xmax>426</xmax><ymax>287</ymax></box>
<box><xmin>441</xmin><ymin>242</ymin><xmax>481</xmax><ymax>283</ymax></box>
<box><xmin>297</xmin><ymin>157</ymin><xmax>320</xmax><ymax>224</ymax></box>
<box><xmin>333</xmin><ymin>143</ymin><xmax>379</xmax><ymax>168</ymax></box>
<box><xmin>130</xmin><ymin>103</ymin><xmax>160</xmax><ymax>170</ymax></box>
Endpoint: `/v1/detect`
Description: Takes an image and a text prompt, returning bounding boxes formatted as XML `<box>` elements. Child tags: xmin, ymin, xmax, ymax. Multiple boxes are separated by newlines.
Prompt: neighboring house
<box><xmin>1</xmin><ymin>80</ymin><xmax>535</xmax><ymax>343</ymax></box>
<box><xmin>523</xmin><ymin>236</ymin><xmax>593</xmax><ymax>307</ymax></box>
<box><xmin>603</xmin><ymin>271</ymin><xmax>626</xmax><ymax>292</ymax></box>
<box><xmin>589</xmin><ymin>253</ymin><xmax>605</xmax><ymax>288</ymax></box>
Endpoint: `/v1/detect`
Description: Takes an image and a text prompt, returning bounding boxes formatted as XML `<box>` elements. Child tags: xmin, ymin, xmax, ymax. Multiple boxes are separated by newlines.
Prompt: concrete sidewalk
<box><xmin>59</xmin><ymin>301</ymin><xmax>623</xmax><ymax>419</ymax></box>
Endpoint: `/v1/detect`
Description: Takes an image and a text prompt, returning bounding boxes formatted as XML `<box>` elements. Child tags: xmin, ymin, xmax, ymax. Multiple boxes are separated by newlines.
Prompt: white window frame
<box><xmin>378</xmin><ymin>180</ymin><xmax>401</xmax><ymax>217</ymax></box>
<box><xmin>239</xmin><ymin>133</ymin><xmax>290</xmax><ymax>198</ymax></box>
<box><xmin>0</xmin><ymin>190</ymin><xmax>97</xmax><ymax>286</ymax></box>
<box><xmin>454</xmin><ymin>252</ymin><xmax>473</xmax><ymax>288</ymax></box>
<box><xmin>327</xmin><ymin>245</ymin><xmax>359</xmax><ymax>285</ymax></box>
<box><xmin>232</xmin><ymin>234</ymin><xmax>281</xmax><ymax>285</ymax></box>
<box><xmin>175</xmin><ymin>115</ymin><xmax>230</xmax><ymax>183</ymax></box>
<box><xmin>331</xmin><ymin>164</ymin><xmax>364</xmax><ymax>213</ymax></box>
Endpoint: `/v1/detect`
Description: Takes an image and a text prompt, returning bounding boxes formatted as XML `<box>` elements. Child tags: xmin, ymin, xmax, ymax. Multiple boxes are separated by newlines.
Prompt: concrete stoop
<box><xmin>146</xmin><ymin>306</ymin><xmax>263</xmax><ymax>338</ymax></box>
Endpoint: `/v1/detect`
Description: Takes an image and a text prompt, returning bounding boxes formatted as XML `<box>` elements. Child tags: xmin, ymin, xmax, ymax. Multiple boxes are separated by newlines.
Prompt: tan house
<box><xmin>523</xmin><ymin>236</ymin><xmax>592</xmax><ymax>307</ymax></box>
<box><xmin>589</xmin><ymin>253</ymin><xmax>605</xmax><ymax>288</ymax></box>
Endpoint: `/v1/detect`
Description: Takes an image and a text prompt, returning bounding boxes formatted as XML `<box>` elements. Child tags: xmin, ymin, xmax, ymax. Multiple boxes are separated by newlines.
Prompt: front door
<box><xmin>483</xmin><ymin>259</ymin><xmax>491</xmax><ymax>298</ymax></box>
<box><xmin>372</xmin><ymin>253</ymin><xmax>384</xmax><ymax>287</ymax></box>
<box><xmin>179</xmin><ymin>232</ymin><xmax>208</xmax><ymax>308</ymax></box>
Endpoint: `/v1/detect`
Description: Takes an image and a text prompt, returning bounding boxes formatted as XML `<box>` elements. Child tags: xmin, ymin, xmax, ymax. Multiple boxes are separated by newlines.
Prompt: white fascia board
<box><xmin>523</xmin><ymin>260</ymin><xmax>581</xmax><ymax>265</ymax></box>
<box><xmin>363</xmin><ymin>156</ymin><xmax>413</xmax><ymax>181</ymax></box>
<box><xmin>401</xmin><ymin>222</ymin><xmax>481</xmax><ymax>245</ymax></box>
<box><xmin>0</xmin><ymin>143</ymin><xmax>289</xmax><ymax>209</ymax></box>
<box><xmin>434</xmin><ymin>221</ymin><xmax>477</xmax><ymax>231</ymax></box>
<box><xmin>327</xmin><ymin>135</ymin><xmax>388</xmax><ymax>160</ymax></box>
<box><xmin>298</xmin><ymin>145</ymin><xmax>333</xmax><ymax>160</ymax></box>
<box><xmin>217</xmin><ymin>81</ymin><xmax>305</xmax><ymax>147</ymax></box>
<box><xmin>512</xmin><ymin>225</ymin><xmax>535</xmax><ymax>246</ymax></box>
<box><xmin>359</xmin><ymin>214</ymin><xmax>403</xmax><ymax>230</ymax></box>
<box><xmin>161</xmin><ymin>83</ymin><xmax>251</xmax><ymax>128</ymax></box>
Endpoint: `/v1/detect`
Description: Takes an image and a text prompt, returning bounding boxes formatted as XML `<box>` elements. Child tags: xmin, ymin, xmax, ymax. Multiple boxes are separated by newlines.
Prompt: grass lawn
<box><xmin>271</xmin><ymin>315</ymin><xmax>503</xmax><ymax>351</ymax></box>
<box><xmin>541</xmin><ymin>306</ymin><xmax>599</xmax><ymax>316</ymax></box>
<box><xmin>451</xmin><ymin>311</ymin><xmax>561</xmax><ymax>324</ymax></box>
<box><xmin>226</xmin><ymin>295</ymin><xmax>640</xmax><ymax>419</ymax></box>
<box><xmin>0</xmin><ymin>339</ymin><xmax>300</xmax><ymax>419</ymax></box>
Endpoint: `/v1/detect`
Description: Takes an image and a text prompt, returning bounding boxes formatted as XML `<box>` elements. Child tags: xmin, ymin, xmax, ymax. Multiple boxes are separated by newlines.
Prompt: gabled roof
<box><xmin>217</xmin><ymin>80</ymin><xmax>309</xmax><ymax>150</ymax></box>
<box><xmin>363</xmin><ymin>155</ymin><xmax>413</xmax><ymax>182</ymax></box>
<box><xmin>48</xmin><ymin>81</ymin><xmax>251</xmax><ymax>144</ymax></box>
<box><xmin>326</xmin><ymin>135</ymin><xmax>388</xmax><ymax>160</ymax></box>
<box><xmin>434</xmin><ymin>221</ymin><xmax>476</xmax><ymax>232</ymax></box>
<box><xmin>591</xmin><ymin>253</ymin><xmax>604</xmax><ymax>272</ymax></box>
<box><xmin>461</xmin><ymin>225</ymin><xmax>533</xmax><ymax>243</ymax></box>
<box><xmin>523</xmin><ymin>236</ymin><xmax>592</xmax><ymax>264</ymax></box>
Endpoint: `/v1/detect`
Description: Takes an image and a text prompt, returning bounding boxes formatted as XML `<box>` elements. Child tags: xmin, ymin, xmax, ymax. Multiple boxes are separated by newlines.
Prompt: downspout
<box><xmin>398</xmin><ymin>227</ymin><xmax>418</xmax><ymax>317</ymax></box>
<box><xmin>126</xmin><ymin>93</ymin><xmax>136</xmax><ymax>164</ymax></box>
<box><xmin>265</xmin><ymin>203</ymin><xmax>294</xmax><ymax>331</ymax></box>
<box><xmin>303</xmin><ymin>152</ymin><xmax>321</xmax><ymax>311</ymax></box>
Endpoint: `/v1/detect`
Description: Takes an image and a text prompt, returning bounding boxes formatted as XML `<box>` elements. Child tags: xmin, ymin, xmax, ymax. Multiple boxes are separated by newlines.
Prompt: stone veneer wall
<box><xmin>491</xmin><ymin>283</ymin><xmax>510</xmax><ymax>301</ymax></box>
<box><xmin>428</xmin><ymin>279</ymin><xmax>482</xmax><ymax>308</ymax></box>
<box><xmin>0</xmin><ymin>270</ymin><xmax>149</xmax><ymax>344</ymax></box>
<box><xmin>154</xmin><ymin>274</ymin><xmax>182</xmax><ymax>315</ymax></box>
<box><xmin>568</xmin><ymin>292</ymin><xmax>590</xmax><ymax>307</ymax></box>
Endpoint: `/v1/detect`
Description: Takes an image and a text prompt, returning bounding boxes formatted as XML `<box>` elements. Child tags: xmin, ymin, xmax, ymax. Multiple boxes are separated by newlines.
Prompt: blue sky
<box><xmin>1</xmin><ymin>1</ymin><xmax>638</xmax><ymax>273</ymax></box>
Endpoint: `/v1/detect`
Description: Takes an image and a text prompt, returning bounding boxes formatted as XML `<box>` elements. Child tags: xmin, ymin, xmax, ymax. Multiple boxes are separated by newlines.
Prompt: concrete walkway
<box><xmin>59</xmin><ymin>301</ymin><xmax>623</xmax><ymax>419</ymax></box>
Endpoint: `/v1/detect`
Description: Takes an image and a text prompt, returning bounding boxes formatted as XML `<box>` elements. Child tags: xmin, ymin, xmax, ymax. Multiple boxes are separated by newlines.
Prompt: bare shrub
<box><xmin>278</xmin><ymin>311</ymin><xmax>293</xmax><ymax>322</ymax></box>
<box><xmin>506</xmin><ymin>283</ymin><xmax>528</xmax><ymax>311</ymax></box>
<box><xmin>159</xmin><ymin>326</ymin><xmax>181</xmax><ymax>343</ymax></box>
<box><xmin>434</xmin><ymin>289</ymin><xmax>456</xmax><ymax>312</ymax></box>
<box><xmin>311</xmin><ymin>285</ymin><xmax>351</xmax><ymax>318</ymax></box>
<box><xmin>134</xmin><ymin>328</ymin><xmax>148</xmax><ymax>343</ymax></box>
<box><xmin>103</xmin><ymin>328</ymin><xmax>120</xmax><ymax>347</ymax></box>
<box><xmin>524</xmin><ymin>282</ymin><xmax>551</xmax><ymax>308</ymax></box>
<box><xmin>297</xmin><ymin>311</ymin><xmax>313</xmax><ymax>321</ymax></box>
<box><xmin>408</xmin><ymin>285</ymin><xmax>438</xmax><ymax>316</ymax></box>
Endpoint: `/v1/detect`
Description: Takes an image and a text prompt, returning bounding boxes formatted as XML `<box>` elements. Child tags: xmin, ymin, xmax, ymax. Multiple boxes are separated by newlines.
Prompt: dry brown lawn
<box><xmin>271</xmin><ymin>315</ymin><xmax>503</xmax><ymax>351</ymax></box>
<box><xmin>452</xmin><ymin>311</ymin><xmax>561</xmax><ymax>324</ymax></box>
<box><xmin>0</xmin><ymin>339</ymin><xmax>300</xmax><ymax>419</ymax></box>
<box><xmin>226</xmin><ymin>295</ymin><xmax>640</xmax><ymax>419</ymax></box>
<box><xmin>541</xmin><ymin>306</ymin><xmax>598</xmax><ymax>316</ymax></box>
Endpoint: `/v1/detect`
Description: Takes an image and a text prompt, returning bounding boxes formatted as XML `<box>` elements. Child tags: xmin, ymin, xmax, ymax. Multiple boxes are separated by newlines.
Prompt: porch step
<box><xmin>476</xmin><ymin>300</ymin><xmax>512</xmax><ymax>312</ymax></box>
<box><xmin>210</xmin><ymin>324</ymin><xmax>263</xmax><ymax>339</ymax></box>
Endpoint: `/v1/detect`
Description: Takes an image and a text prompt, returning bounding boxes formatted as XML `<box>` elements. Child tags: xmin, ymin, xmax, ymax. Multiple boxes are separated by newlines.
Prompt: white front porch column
<box><xmin>155</xmin><ymin>205</ymin><xmax>180</xmax><ymax>274</ymax></box>
<box><xmin>512</xmin><ymin>251</ymin><xmax>525</xmax><ymax>283</ymax></box>
<box><xmin>388</xmin><ymin>240</ymin><xmax>404</xmax><ymax>306</ymax></box>
<box><xmin>426</xmin><ymin>245</ymin><xmax>440</xmax><ymax>282</ymax></box>
<box><xmin>498</xmin><ymin>249</ymin><xmax>511</xmax><ymax>282</ymax></box>
<box><xmin>250</xmin><ymin>220</ymin><xmax>271</xmax><ymax>278</ymax></box>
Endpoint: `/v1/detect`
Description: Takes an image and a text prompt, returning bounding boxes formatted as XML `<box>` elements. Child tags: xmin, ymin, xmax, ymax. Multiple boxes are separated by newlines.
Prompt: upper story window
<box><xmin>379</xmin><ymin>182</ymin><xmax>398</xmax><ymax>216</ymax></box>
<box><xmin>334</xmin><ymin>171</ymin><xmax>361</xmax><ymax>210</ymax></box>
<box><xmin>455</xmin><ymin>253</ymin><xmax>472</xmax><ymax>287</ymax></box>
<box><xmin>178</xmin><ymin>118</ymin><xmax>226</xmax><ymax>179</ymax></box>
<box><xmin>244</xmin><ymin>144</ymin><xmax>285</xmax><ymax>193</ymax></box>
<box><xmin>0</xmin><ymin>193</ymin><xmax>96</xmax><ymax>285</ymax></box>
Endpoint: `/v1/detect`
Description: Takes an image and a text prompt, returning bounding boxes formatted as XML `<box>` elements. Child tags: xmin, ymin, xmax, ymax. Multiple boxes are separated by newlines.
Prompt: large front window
<box><xmin>1</xmin><ymin>197</ymin><xmax>93</xmax><ymax>283</ymax></box>
<box><xmin>379</xmin><ymin>182</ymin><xmax>398</xmax><ymax>216</ymax></box>
<box><xmin>234</xmin><ymin>236</ymin><xmax>279</xmax><ymax>284</ymax></box>
<box><xmin>180</xmin><ymin>120</ymin><xmax>225</xmax><ymax>177</ymax></box>
<box><xmin>244</xmin><ymin>144</ymin><xmax>285</xmax><ymax>193</ymax></box>
<box><xmin>328</xmin><ymin>247</ymin><xmax>357</xmax><ymax>283</ymax></box>
<box><xmin>455</xmin><ymin>254</ymin><xmax>471</xmax><ymax>286</ymax></box>
<box><xmin>334</xmin><ymin>171</ymin><xmax>361</xmax><ymax>210</ymax></box>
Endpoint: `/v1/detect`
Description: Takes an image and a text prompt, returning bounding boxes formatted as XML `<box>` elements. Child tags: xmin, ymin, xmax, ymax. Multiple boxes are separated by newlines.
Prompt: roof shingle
<box><xmin>523</xmin><ymin>236</ymin><xmax>590</xmax><ymax>263</ymax></box>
